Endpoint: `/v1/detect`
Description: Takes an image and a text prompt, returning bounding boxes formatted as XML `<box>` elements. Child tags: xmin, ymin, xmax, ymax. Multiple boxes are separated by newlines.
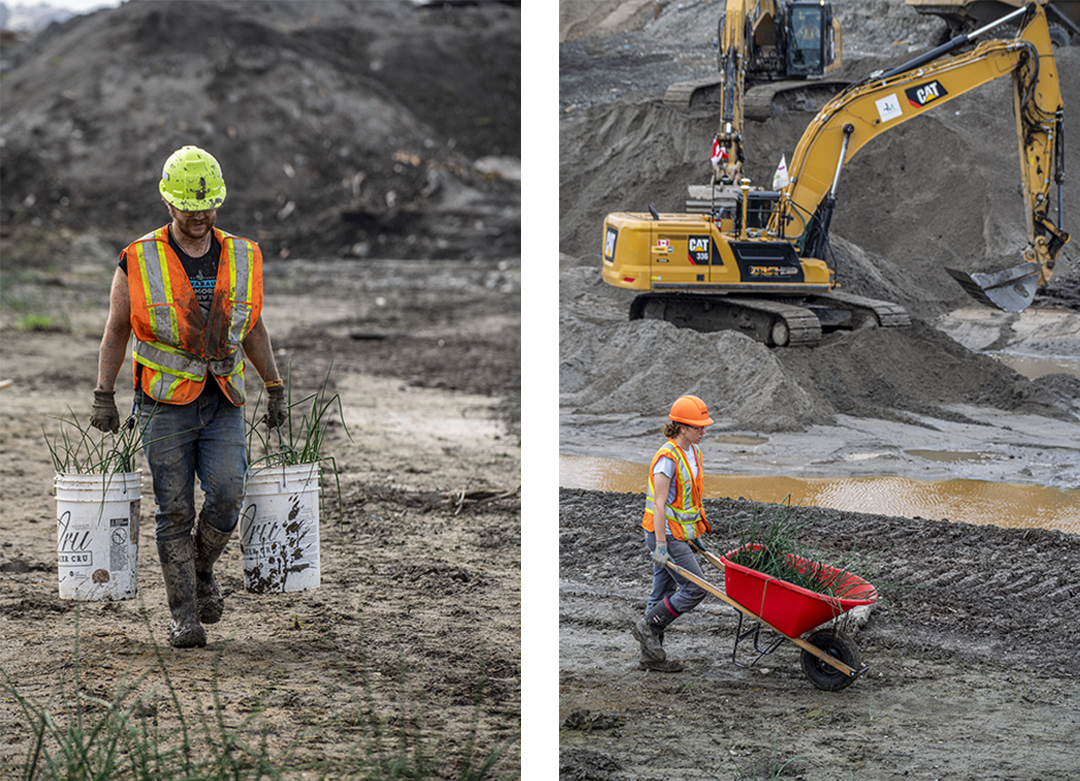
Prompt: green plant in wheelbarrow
<box><xmin>44</xmin><ymin>410</ymin><xmax>150</xmax><ymax>601</ymax></box>
<box><xmin>727</xmin><ymin>496</ymin><xmax>875</xmax><ymax>599</ymax></box>
<box><xmin>720</xmin><ymin>498</ymin><xmax>879</xmax><ymax>691</ymax></box>
<box><xmin>240</xmin><ymin>365</ymin><xmax>350</xmax><ymax>593</ymax></box>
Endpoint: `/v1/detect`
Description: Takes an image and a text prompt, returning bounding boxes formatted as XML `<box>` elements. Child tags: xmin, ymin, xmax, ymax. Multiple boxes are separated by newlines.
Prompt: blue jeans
<box><xmin>644</xmin><ymin>531</ymin><xmax>707</xmax><ymax>616</ymax></box>
<box><xmin>138</xmin><ymin>389</ymin><xmax>247</xmax><ymax>542</ymax></box>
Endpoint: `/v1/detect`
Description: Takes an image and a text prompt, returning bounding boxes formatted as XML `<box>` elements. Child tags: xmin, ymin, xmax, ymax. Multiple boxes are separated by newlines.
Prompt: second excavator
<box><xmin>666</xmin><ymin>0</ymin><xmax>847</xmax><ymax>187</ymax></box>
<box><xmin>602</xmin><ymin>2</ymin><xmax>1068</xmax><ymax>347</ymax></box>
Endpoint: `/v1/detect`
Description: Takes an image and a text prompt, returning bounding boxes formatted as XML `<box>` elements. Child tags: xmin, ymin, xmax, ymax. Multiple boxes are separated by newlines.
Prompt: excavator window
<box><xmin>735</xmin><ymin>192</ymin><xmax>781</xmax><ymax>233</ymax></box>
<box><xmin>787</xmin><ymin>4</ymin><xmax>826</xmax><ymax>76</ymax></box>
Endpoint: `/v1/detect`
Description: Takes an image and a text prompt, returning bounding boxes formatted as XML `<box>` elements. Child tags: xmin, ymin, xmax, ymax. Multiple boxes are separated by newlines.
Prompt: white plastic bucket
<box><xmin>238</xmin><ymin>463</ymin><xmax>321</xmax><ymax>593</ymax></box>
<box><xmin>55</xmin><ymin>471</ymin><xmax>141</xmax><ymax>601</ymax></box>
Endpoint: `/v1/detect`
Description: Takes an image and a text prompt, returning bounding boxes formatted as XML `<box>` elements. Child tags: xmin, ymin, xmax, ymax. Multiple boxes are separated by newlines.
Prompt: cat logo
<box><xmin>687</xmin><ymin>235</ymin><xmax>709</xmax><ymax>265</ymax></box>
<box><xmin>905</xmin><ymin>80</ymin><xmax>948</xmax><ymax>108</ymax></box>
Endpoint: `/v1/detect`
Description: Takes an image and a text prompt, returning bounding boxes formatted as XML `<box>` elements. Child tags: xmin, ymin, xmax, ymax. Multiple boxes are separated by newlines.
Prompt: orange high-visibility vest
<box><xmin>642</xmin><ymin>440</ymin><xmax>711</xmax><ymax>541</ymax></box>
<box><xmin>125</xmin><ymin>225</ymin><xmax>262</xmax><ymax>406</ymax></box>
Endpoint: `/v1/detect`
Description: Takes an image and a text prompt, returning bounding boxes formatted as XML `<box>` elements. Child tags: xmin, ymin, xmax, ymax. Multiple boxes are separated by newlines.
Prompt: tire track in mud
<box><xmin>561</xmin><ymin>488</ymin><xmax>1080</xmax><ymax>677</ymax></box>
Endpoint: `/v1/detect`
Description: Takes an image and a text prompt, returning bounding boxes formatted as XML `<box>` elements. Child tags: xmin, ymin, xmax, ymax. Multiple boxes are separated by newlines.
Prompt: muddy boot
<box><xmin>633</xmin><ymin>598</ymin><xmax>681</xmax><ymax>663</ymax></box>
<box><xmin>638</xmin><ymin>627</ymin><xmax>685</xmax><ymax>671</ymax></box>
<box><xmin>192</xmin><ymin>518</ymin><xmax>232</xmax><ymax>624</ymax></box>
<box><xmin>639</xmin><ymin>655</ymin><xmax>685</xmax><ymax>672</ymax></box>
<box><xmin>157</xmin><ymin>537</ymin><xmax>207</xmax><ymax>648</ymax></box>
<box><xmin>632</xmin><ymin>618</ymin><xmax>665</xmax><ymax>662</ymax></box>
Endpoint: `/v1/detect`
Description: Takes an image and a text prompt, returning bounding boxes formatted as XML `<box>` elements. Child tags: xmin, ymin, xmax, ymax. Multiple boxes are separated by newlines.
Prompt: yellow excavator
<box><xmin>602</xmin><ymin>2</ymin><xmax>1068</xmax><ymax>347</ymax></box>
<box><xmin>665</xmin><ymin>0</ymin><xmax>847</xmax><ymax>186</ymax></box>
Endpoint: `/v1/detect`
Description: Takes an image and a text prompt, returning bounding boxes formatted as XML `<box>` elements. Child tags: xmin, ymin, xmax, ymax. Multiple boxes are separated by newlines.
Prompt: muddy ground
<box><xmin>559</xmin><ymin>1</ymin><xmax>1079</xmax><ymax>778</ymax></box>
<box><xmin>0</xmin><ymin>250</ymin><xmax>521</xmax><ymax>778</ymax></box>
<box><xmin>560</xmin><ymin>489</ymin><xmax>1080</xmax><ymax>780</ymax></box>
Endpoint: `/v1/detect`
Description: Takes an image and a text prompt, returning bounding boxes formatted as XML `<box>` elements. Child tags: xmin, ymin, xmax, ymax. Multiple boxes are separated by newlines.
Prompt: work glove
<box><xmin>651</xmin><ymin>542</ymin><xmax>670</xmax><ymax>567</ymax></box>
<box><xmin>689</xmin><ymin>536</ymin><xmax>708</xmax><ymax>554</ymax></box>
<box><xmin>263</xmin><ymin>384</ymin><xmax>288</xmax><ymax>429</ymax></box>
<box><xmin>89</xmin><ymin>390</ymin><xmax>121</xmax><ymax>432</ymax></box>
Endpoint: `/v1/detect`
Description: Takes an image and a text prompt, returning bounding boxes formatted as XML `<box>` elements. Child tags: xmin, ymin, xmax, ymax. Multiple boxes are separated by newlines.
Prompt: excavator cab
<box><xmin>785</xmin><ymin>1</ymin><xmax>837</xmax><ymax>76</ymax></box>
<box><xmin>733</xmin><ymin>190</ymin><xmax>783</xmax><ymax>235</ymax></box>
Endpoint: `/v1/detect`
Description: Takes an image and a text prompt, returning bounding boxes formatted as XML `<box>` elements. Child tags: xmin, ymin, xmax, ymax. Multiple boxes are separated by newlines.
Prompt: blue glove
<box><xmin>689</xmin><ymin>536</ymin><xmax>708</xmax><ymax>553</ymax></box>
<box><xmin>651</xmin><ymin>543</ymin><xmax>670</xmax><ymax>567</ymax></box>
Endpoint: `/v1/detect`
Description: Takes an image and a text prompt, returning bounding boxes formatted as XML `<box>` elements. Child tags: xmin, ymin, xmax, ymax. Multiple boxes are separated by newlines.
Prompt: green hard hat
<box><xmin>159</xmin><ymin>145</ymin><xmax>227</xmax><ymax>211</ymax></box>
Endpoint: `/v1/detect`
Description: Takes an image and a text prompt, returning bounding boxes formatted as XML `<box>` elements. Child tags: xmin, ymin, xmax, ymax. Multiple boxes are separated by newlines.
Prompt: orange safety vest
<box><xmin>642</xmin><ymin>440</ymin><xmax>711</xmax><ymax>541</ymax></box>
<box><xmin>125</xmin><ymin>225</ymin><xmax>262</xmax><ymax>406</ymax></box>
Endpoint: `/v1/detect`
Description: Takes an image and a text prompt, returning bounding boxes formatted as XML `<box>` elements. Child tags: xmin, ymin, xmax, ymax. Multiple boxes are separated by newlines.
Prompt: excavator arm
<box><xmin>777</xmin><ymin>2</ymin><xmax>1067</xmax><ymax>311</ymax></box>
<box><xmin>712</xmin><ymin>0</ymin><xmax>755</xmax><ymax>185</ymax></box>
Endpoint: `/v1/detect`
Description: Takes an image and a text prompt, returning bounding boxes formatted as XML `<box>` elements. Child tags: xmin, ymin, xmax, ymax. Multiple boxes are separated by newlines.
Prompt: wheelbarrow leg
<box><xmin>730</xmin><ymin>611</ymin><xmax>786</xmax><ymax>669</ymax></box>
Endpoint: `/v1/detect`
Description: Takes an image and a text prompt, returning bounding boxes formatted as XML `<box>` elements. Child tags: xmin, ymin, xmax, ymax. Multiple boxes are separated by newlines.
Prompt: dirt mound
<box><xmin>560</xmin><ymin>263</ymin><xmax>1074</xmax><ymax>433</ymax></box>
<box><xmin>0</xmin><ymin>0</ymin><xmax>520</xmax><ymax>260</ymax></box>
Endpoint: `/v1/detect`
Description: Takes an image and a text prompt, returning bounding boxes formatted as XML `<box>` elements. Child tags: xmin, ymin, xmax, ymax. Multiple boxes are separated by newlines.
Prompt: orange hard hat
<box><xmin>669</xmin><ymin>395</ymin><xmax>714</xmax><ymax>427</ymax></box>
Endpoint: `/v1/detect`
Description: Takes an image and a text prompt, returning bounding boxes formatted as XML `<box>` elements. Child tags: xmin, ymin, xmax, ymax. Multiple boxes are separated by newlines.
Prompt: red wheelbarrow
<box><xmin>662</xmin><ymin>542</ymin><xmax>879</xmax><ymax>691</ymax></box>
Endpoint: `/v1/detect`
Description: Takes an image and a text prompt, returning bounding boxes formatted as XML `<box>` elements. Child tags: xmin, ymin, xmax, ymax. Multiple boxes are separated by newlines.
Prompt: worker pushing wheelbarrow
<box><xmin>633</xmin><ymin>395</ymin><xmax>878</xmax><ymax>691</ymax></box>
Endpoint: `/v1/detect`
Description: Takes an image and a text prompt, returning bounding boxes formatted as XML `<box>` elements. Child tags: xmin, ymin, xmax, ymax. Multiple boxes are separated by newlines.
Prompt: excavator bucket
<box><xmin>945</xmin><ymin>262</ymin><xmax>1041</xmax><ymax>313</ymax></box>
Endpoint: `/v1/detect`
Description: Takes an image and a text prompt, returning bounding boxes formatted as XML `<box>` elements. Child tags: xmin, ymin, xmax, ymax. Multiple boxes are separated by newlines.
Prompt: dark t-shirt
<box><xmin>120</xmin><ymin>230</ymin><xmax>224</xmax><ymax>397</ymax></box>
<box><xmin>119</xmin><ymin>232</ymin><xmax>221</xmax><ymax>316</ymax></box>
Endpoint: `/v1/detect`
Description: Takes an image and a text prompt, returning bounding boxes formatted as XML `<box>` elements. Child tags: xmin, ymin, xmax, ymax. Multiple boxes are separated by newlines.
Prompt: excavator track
<box><xmin>808</xmin><ymin>291</ymin><xmax>912</xmax><ymax>329</ymax></box>
<box><xmin>630</xmin><ymin>293</ymin><xmax>823</xmax><ymax>347</ymax></box>
<box><xmin>664</xmin><ymin>78</ymin><xmax>849</xmax><ymax>116</ymax></box>
<box><xmin>629</xmin><ymin>291</ymin><xmax>911</xmax><ymax>348</ymax></box>
<box><xmin>743</xmin><ymin>80</ymin><xmax>850</xmax><ymax>119</ymax></box>
<box><xmin>663</xmin><ymin>78</ymin><xmax>725</xmax><ymax>108</ymax></box>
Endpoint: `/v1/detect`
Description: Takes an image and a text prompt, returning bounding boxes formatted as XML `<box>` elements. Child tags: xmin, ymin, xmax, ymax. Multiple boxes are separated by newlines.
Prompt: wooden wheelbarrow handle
<box><xmin>663</xmin><ymin>559</ymin><xmax>859</xmax><ymax>678</ymax></box>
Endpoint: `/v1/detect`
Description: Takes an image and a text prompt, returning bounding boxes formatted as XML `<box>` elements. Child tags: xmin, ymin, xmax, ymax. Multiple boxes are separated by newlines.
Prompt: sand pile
<box><xmin>560</xmin><ymin>263</ymin><xmax>1073</xmax><ymax>432</ymax></box>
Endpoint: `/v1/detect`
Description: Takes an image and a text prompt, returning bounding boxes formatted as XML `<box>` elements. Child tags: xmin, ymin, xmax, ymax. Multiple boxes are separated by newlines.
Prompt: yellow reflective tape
<box><xmin>134</xmin><ymin>350</ymin><xmax>206</xmax><ymax>382</ymax></box>
<box><xmin>133</xmin><ymin>243</ymin><xmax>157</xmax><ymax>340</ymax></box>
<box><xmin>156</xmin><ymin>245</ymin><xmax>180</xmax><ymax>345</ymax></box>
<box><xmin>144</xmin><ymin>367</ymin><xmax>186</xmax><ymax>402</ymax></box>
<box><xmin>227</xmin><ymin>238</ymin><xmax>238</xmax><ymax>301</ymax></box>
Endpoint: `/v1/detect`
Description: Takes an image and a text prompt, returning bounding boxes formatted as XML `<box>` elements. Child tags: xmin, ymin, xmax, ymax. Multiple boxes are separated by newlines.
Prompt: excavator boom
<box><xmin>778</xmin><ymin>2</ymin><xmax>1067</xmax><ymax>310</ymax></box>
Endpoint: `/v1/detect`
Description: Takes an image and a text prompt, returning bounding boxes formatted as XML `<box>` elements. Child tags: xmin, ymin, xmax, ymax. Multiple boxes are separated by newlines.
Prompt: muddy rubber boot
<box><xmin>157</xmin><ymin>537</ymin><xmax>207</xmax><ymax>648</ymax></box>
<box><xmin>192</xmin><ymin>518</ymin><xmax>232</xmax><ymax>624</ymax></box>
<box><xmin>639</xmin><ymin>654</ymin><xmax>685</xmax><ymax>672</ymax></box>
<box><xmin>638</xmin><ymin>626</ymin><xmax>685</xmax><ymax>671</ymax></box>
<box><xmin>633</xmin><ymin>598</ymin><xmax>681</xmax><ymax>663</ymax></box>
<box><xmin>632</xmin><ymin>618</ymin><xmax>666</xmax><ymax>662</ymax></box>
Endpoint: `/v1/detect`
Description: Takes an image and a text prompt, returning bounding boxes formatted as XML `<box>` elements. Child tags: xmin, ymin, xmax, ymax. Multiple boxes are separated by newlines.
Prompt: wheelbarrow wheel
<box><xmin>800</xmin><ymin>629</ymin><xmax>861</xmax><ymax>692</ymax></box>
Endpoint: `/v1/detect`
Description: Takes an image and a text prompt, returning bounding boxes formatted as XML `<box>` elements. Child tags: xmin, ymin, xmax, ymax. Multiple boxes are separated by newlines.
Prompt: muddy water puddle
<box><xmin>560</xmin><ymin>455</ymin><xmax>1080</xmax><ymax>534</ymax></box>
<box><xmin>991</xmin><ymin>352</ymin><xmax>1080</xmax><ymax>380</ymax></box>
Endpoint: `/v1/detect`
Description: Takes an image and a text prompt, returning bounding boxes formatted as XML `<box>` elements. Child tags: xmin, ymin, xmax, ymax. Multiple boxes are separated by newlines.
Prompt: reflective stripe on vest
<box><xmin>133</xmin><ymin>340</ymin><xmax>206</xmax><ymax>380</ymax></box>
<box><xmin>134</xmin><ymin>227</ymin><xmax>180</xmax><ymax>345</ymax></box>
<box><xmin>643</xmin><ymin>441</ymin><xmax>707</xmax><ymax>541</ymax></box>
<box><xmin>223</xmin><ymin>237</ymin><xmax>254</xmax><ymax>348</ymax></box>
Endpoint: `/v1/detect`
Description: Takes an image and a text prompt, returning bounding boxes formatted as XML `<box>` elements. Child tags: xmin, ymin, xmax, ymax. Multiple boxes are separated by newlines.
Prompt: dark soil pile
<box><xmin>0</xmin><ymin>0</ymin><xmax>520</xmax><ymax>261</ymax></box>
